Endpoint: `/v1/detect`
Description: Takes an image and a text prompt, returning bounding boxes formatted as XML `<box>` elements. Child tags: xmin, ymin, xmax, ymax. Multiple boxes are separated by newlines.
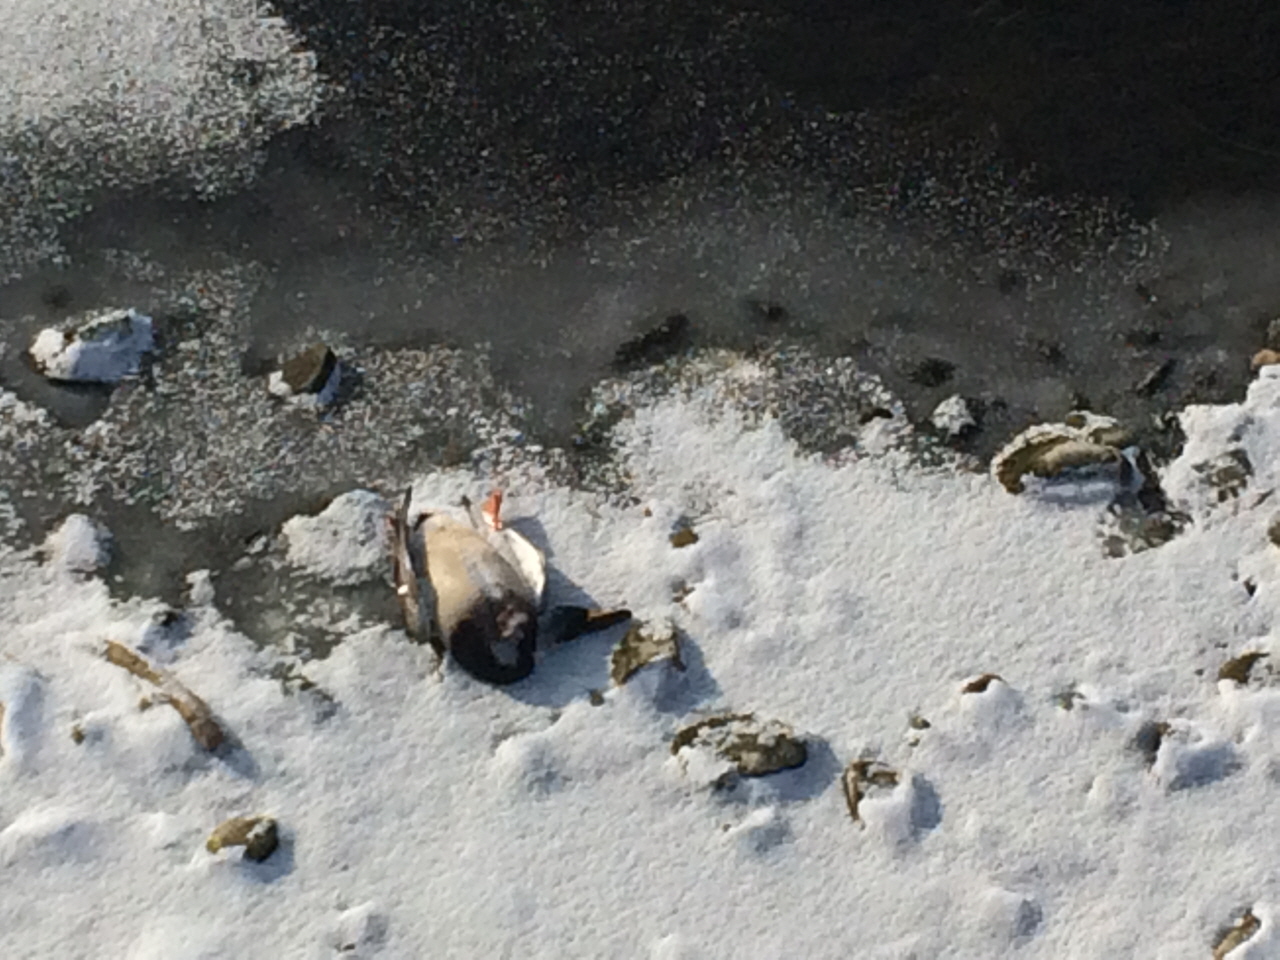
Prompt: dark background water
<box><xmin>6</xmin><ymin>0</ymin><xmax>1280</xmax><ymax>445</ymax></box>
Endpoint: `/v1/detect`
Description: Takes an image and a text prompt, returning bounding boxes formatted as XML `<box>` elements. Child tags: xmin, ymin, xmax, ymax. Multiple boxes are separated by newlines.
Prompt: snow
<box><xmin>43</xmin><ymin>513</ymin><xmax>112</xmax><ymax>575</ymax></box>
<box><xmin>931</xmin><ymin>394</ymin><xmax>976</xmax><ymax>439</ymax></box>
<box><xmin>282</xmin><ymin>490</ymin><xmax>391</xmax><ymax>586</ymax></box>
<box><xmin>3</xmin><ymin>360</ymin><xmax>1280</xmax><ymax>958</ymax></box>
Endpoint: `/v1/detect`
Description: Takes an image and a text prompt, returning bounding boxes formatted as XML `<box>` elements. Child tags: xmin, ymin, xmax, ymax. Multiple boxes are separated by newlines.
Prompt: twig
<box><xmin>103</xmin><ymin>641</ymin><xmax>224</xmax><ymax>751</ymax></box>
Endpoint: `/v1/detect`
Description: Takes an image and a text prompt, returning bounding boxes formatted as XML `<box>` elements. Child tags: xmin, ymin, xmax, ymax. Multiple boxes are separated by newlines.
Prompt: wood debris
<box><xmin>1213</xmin><ymin>909</ymin><xmax>1260</xmax><ymax>959</ymax></box>
<box><xmin>103</xmin><ymin>640</ymin><xmax>224</xmax><ymax>751</ymax></box>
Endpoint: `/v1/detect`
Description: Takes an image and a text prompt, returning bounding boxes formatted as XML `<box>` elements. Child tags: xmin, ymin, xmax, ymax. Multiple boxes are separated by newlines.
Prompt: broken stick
<box><xmin>103</xmin><ymin>640</ymin><xmax>224</xmax><ymax>751</ymax></box>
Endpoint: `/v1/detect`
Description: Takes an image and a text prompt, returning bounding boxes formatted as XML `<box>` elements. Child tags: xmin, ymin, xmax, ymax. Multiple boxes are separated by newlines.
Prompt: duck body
<box><xmin>419</xmin><ymin>513</ymin><xmax>539</xmax><ymax>684</ymax></box>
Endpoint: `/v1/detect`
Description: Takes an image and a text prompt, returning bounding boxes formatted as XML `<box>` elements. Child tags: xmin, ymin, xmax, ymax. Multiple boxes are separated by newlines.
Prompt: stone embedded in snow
<box><xmin>268</xmin><ymin>343</ymin><xmax>342</xmax><ymax>406</ymax></box>
<box><xmin>1219</xmin><ymin>652</ymin><xmax>1269</xmax><ymax>686</ymax></box>
<box><xmin>671</xmin><ymin>714</ymin><xmax>807</xmax><ymax>786</ymax></box>
<box><xmin>282</xmin><ymin>343</ymin><xmax>337</xmax><ymax>393</ymax></box>
<box><xmin>930</xmin><ymin>394</ymin><xmax>976</xmax><ymax>439</ymax></box>
<box><xmin>611</xmin><ymin>620</ymin><xmax>683</xmax><ymax>687</ymax></box>
<box><xmin>668</xmin><ymin>525</ymin><xmax>699</xmax><ymax>548</ymax></box>
<box><xmin>205</xmin><ymin>815</ymin><xmax>278</xmax><ymax>862</ymax></box>
<box><xmin>1253</xmin><ymin>349</ymin><xmax>1280</xmax><ymax>373</ymax></box>
<box><xmin>1150</xmin><ymin>719</ymin><xmax>1239</xmax><ymax>791</ymax></box>
<box><xmin>720</xmin><ymin>805</ymin><xmax>788</xmax><ymax>855</ymax></box>
<box><xmin>974</xmin><ymin>887</ymin><xmax>1043</xmax><ymax>943</ymax></box>
<box><xmin>44</xmin><ymin>514</ymin><xmax>111</xmax><ymax>575</ymax></box>
<box><xmin>991</xmin><ymin>411</ymin><xmax>1132</xmax><ymax>494</ymax></box>
<box><xmin>328</xmin><ymin>902</ymin><xmax>389</xmax><ymax>956</ymax></box>
<box><xmin>1163</xmin><ymin>367</ymin><xmax>1280</xmax><ymax>520</ymax></box>
<box><xmin>282</xmin><ymin>489</ymin><xmax>391</xmax><ymax>585</ymax></box>
<box><xmin>28</xmin><ymin>308</ymin><xmax>154</xmax><ymax>383</ymax></box>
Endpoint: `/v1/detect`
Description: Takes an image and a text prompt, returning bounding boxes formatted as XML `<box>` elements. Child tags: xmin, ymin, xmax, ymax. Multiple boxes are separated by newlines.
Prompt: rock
<box><xmin>1267</xmin><ymin>318</ymin><xmax>1280</xmax><ymax>350</ymax></box>
<box><xmin>282</xmin><ymin>489</ymin><xmax>391</xmax><ymax>585</ymax></box>
<box><xmin>991</xmin><ymin>412</ymin><xmax>1132</xmax><ymax>494</ymax></box>
<box><xmin>1219</xmin><ymin>652</ymin><xmax>1268</xmax><ymax>685</ymax></box>
<box><xmin>206</xmin><ymin>815</ymin><xmax>278</xmax><ymax>862</ymax></box>
<box><xmin>329</xmin><ymin>902</ymin><xmax>388</xmax><ymax>955</ymax></box>
<box><xmin>1148</xmin><ymin>720</ymin><xmax>1238</xmax><ymax>791</ymax></box>
<box><xmin>671</xmin><ymin>713</ymin><xmax>807</xmax><ymax>782</ymax></box>
<box><xmin>613</xmin><ymin>313</ymin><xmax>690</xmax><ymax>370</ymax></box>
<box><xmin>930</xmin><ymin>395</ymin><xmax>976</xmax><ymax>440</ymax></box>
<box><xmin>1191</xmin><ymin>449</ymin><xmax>1252</xmax><ymax>503</ymax></box>
<box><xmin>186</xmin><ymin>569</ymin><xmax>216</xmax><ymax>606</ymax></box>
<box><xmin>611</xmin><ymin>620</ymin><xmax>682</xmax><ymax>686</ymax></box>
<box><xmin>1213</xmin><ymin>909</ymin><xmax>1260</xmax><ymax>959</ymax></box>
<box><xmin>961</xmin><ymin>673</ymin><xmax>1003</xmax><ymax>694</ymax></box>
<box><xmin>28</xmin><ymin>308</ymin><xmax>154</xmax><ymax>383</ymax></box>
<box><xmin>1131</xmin><ymin>720</ymin><xmax>1169</xmax><ymax>768</ymax></box>
<box><xmin>1270</xmin><ymin>516</ymin><xmax>1280</xmax><ymax>548</ymax></box>
<box><xmin>44</xmin><ymin>514</ymin><xmax>111</xmax><ymax>575</ymax></box>
<box><xmin>268</xmin><ymin>342</ymin><xmax>341</xmax><ymax>404</ymax></box>
<box><xmin>1252</xmin><ymin>348</ymin><xmax>1280</xmax><ymax>372</ymax></box>
<box><xmin>841</xmin><ymin>759</ymin><xmax>899</xmax><ymax>824</ymax></box>
<box><xmin>280</xmin><ymin>342</ymin><xmax>337</xmax><ymax>393</ymax></box>
<box><xmin>668</xmin><ymin>525</ymin><xmax>699</xmax><ymax>548</ymax></box>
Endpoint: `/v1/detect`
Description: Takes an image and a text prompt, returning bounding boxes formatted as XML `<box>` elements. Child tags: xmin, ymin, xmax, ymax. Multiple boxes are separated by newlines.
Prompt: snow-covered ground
<box><xmin>3</xmin><ymin>356</ymin><xmax>1280</xmax><ymax>959</ymax></box>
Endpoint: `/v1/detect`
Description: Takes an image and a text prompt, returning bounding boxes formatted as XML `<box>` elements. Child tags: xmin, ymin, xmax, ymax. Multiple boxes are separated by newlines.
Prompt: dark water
<box><xmin>12</xmin><ymin>0</ymin><xmax>1276</xmax><ymax>436</ymax></box>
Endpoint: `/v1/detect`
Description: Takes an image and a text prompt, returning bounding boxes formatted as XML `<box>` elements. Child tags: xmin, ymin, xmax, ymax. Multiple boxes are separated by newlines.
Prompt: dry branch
<box><xmin>103</xmin><ymin>640</ymin><xmax>224</xmax><ymax>751</ymax></box>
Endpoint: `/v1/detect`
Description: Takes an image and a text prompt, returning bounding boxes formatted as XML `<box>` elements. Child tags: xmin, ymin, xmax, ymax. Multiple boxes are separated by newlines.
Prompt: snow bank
<box><xmin>2</xmin><ymin>359</ymin><xmax>1280</xmax><ymax>958</ymax></box>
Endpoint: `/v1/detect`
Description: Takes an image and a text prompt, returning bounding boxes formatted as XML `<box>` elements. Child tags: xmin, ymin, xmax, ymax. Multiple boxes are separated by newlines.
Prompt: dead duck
<box><xmin>390</xmin><ymin>488</ymin><xmax>546</xmax><ymax>685</ymax></box>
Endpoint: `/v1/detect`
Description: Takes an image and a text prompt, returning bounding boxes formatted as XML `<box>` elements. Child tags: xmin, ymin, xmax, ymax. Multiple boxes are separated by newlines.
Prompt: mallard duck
<box><xmin>390</xmin><ymin>489</ymin><xmax>545</xmax><ymax>684</ymax></box>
